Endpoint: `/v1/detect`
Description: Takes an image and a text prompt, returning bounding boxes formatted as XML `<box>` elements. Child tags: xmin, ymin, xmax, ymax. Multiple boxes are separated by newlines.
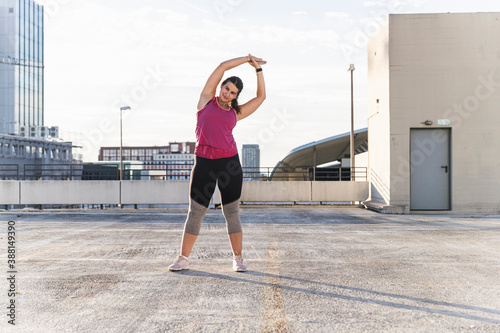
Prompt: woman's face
<box><xmin>219</xmin><ymin>81</ymin><xmax>239</xmax><ymax>104</ymax></box>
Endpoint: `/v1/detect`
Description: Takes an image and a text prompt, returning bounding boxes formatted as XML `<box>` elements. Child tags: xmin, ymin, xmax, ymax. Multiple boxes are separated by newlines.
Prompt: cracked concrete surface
<box><xmin>0</xmin><ymin>207</ymin><xmax>499</xmax><ymax>332</ymax></box>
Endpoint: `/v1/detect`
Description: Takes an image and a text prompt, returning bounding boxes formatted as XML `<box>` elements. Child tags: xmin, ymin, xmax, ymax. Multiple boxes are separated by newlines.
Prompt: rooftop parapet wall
<box><xmin>0</xmin><ymin>180</ymin><xmax>369</xmax><ymax>206</ymax></box>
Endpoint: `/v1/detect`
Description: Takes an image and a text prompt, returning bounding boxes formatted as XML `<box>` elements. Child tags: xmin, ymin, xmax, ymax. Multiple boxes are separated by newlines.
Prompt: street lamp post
<box><xmin>119</xmin><ymin>106</ymin><xmax>131</xmax><ymax>182</ymax></box>
<box><xmin>119</xmin><ymin>106</ymin><xmax>131</xmax><ymax>208</ymax></box>
<box><xmin>347</xmin><ymin>64</ymin><xmax>355</xmax><ymax>181</ymax></box>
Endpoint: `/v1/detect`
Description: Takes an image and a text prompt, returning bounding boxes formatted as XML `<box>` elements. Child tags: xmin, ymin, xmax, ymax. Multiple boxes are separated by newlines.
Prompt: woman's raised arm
<box><xmin>197</xmin><ymin>55</ymin><xmax>266</xmax><ymax>110</ymax></box>
<box><xmin>238</xmin><ymin>56</ymin><xmax>266</xmax><ymax>121</ymax></box>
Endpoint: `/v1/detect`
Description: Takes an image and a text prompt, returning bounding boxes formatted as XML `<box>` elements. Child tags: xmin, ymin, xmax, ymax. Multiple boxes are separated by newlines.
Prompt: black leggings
<box><xmin>190</xmin><ymin>154</ymin><xmax>243</xmax><ymax>208</ymax></box>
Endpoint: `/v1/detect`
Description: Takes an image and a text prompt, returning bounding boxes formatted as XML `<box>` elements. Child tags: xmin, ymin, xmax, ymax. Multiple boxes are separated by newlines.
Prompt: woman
<box><xmin>169</xmin><ymin>54</ymin><xmax>266</xmax><ymax>272</ymax></box>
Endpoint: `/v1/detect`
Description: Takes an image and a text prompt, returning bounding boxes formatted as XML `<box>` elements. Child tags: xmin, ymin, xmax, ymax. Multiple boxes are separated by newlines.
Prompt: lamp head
<box><xmin>120</xmin><ymin>106</ymin><xmax>131</xmax><ymax>111</ymax></box>
<box><xmin>348</xmin><ymin>64</ymin><xmax>355</xmax><ymax>71</ymax></box>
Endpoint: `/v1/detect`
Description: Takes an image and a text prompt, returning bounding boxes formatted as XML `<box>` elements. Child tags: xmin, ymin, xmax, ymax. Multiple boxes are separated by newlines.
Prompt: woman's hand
<box><xmin>247</xmin><ymin>54</ymin><xmax>266</xmax><ymax>69</ymax></box>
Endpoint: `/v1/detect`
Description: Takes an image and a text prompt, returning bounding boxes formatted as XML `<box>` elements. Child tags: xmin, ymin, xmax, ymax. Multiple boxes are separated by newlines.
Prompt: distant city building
<box><xmin>99</xmin><ymin>146</ymin><xmax>170</xmax><ymax>162</ymax></box>
<box><xmin>146</xmin><ymin>153</ymin><xmax>194</xmax><ymax>180</ymax></box>
<box><xmin>242</xmin><ymin>144</ymin><xmax>260</xmax><ymax>181</ymax></box>
<box><xmin>97</xmin><ymin>142</ymin><xmax>196</xmax><ymax>180</ymax></box>
<box><xmin>98</xmin><ymin>142</ymin><xmax>195</xmax><ymax>162</ymax></box>
<box><xmin>0</xmin><ymin>134</ymin><xmax>76</xmax><ymax>180</ymax></box>
<box><xmin>0</xmin><ymin>0</ymin><xmax>78</xmax><ymax>179</ymax></box>
<box><xmin>0</xmin><ymin>0</ymin><xmax>45</xmax><ymax>135</ymax></box>
<box><xmin>81</xmin><ymin>163</ymin><xmax>118</xmax><ymax>181</ymax></box>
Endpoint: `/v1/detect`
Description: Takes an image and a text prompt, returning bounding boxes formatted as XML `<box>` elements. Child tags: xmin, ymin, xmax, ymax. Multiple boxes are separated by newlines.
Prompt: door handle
<box><xmin>441</xmin><ymin>166</ymin><xmax>448</xmax><ymax>173</ymax></box>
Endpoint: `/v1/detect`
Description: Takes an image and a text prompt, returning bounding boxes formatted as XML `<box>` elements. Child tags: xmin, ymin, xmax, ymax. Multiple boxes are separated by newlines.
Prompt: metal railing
<box><xmin>23</xmin><ymin>164</ymin><xmax>85</xmax><ymax>180</ymax></box>
<box><xmin>0</xmin><ymin>164</ymin><xmax>19</xmax><ymax>180</ymax></box>
<box><xmin>0</xmin><ymin>163</ymin><xmax>367</xmax><ymax>181</ymax></box>
<box><xmin>246</xmin><ymin>166</ymin><xmax>367</xmax><ymax>181</ymax></box>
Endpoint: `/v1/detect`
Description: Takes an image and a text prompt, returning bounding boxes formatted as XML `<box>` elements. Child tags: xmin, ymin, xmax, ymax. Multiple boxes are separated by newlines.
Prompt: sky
<box><xmin>37</xmin><ymin>0</ymin><xmax>500</xmax><ymax>167</ymax></box>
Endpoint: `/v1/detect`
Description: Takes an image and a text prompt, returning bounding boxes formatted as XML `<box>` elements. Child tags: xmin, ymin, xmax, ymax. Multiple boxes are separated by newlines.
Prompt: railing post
<box><xmin>313</xmin><ymin>147</ymin><xmax>317</xmax><ymax>181</ymax></box>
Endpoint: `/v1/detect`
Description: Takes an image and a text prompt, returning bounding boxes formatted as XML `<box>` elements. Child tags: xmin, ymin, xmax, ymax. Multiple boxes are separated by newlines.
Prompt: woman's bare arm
<box><xmin>197</xmin><ymin>55</ymin><xmax>266</xmax><ymax>110</ymax></box>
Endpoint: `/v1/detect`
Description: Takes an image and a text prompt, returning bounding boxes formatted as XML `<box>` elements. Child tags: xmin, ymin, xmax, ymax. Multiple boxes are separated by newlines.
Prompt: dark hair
<box><xmin>222</xmin><ymin>76</ymin><xmax>243</xmax><ymax>114</ymax></box>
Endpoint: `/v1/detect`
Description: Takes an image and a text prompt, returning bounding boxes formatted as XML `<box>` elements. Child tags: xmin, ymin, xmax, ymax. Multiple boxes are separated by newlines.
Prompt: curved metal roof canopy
<box><xmin>270</xmin><ymin>128</ymin><xmax>368</xmax><ymax>180</ymax></box>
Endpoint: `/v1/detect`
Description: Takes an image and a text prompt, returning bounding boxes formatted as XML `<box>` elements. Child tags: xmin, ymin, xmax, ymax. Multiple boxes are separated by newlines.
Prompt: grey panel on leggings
<box><xmin>221</xmin><ymin>200</ymin><xmax>242</xmax><ymax>234</ymax></box>
<box><xmin>183</xmin><ymin>199</ymin><xmax>208</xmax><ymax>236</ymax></box>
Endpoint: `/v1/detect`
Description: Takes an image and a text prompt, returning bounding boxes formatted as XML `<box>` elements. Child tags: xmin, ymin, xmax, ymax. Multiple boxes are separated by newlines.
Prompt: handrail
<box><xmin>0</xmin><ymin>164</ymin><xmax>19</xmax><ymax>180</ymax></box>
<box><xmin>0</xmin><ymin>163</ymin><xmax>368</xmax><ymax>181</ymax></box>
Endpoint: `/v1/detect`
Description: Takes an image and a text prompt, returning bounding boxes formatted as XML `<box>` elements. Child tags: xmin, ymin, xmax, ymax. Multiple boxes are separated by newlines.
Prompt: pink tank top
<box><xmin>195</xmin><ymin>97</ymin><xmax>238</xmax><ymax>159</ymax></box>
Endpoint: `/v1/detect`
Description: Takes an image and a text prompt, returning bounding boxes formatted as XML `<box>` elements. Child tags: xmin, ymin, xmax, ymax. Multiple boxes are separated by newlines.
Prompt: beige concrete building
<box><xmin>367</xmin><ymin>12</ymin><xmax>500</xmax><ymax>213</ymax></box>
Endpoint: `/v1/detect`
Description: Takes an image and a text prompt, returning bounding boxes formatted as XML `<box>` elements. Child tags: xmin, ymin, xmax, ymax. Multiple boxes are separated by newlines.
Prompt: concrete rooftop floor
<box><xmin>1</xmin><ymin>206</ymin><xmax>499</xmax><ymax>332</ymax></box>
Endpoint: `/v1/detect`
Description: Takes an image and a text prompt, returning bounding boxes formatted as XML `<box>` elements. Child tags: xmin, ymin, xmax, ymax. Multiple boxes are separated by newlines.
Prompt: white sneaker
<box><xmin>233</xmin><ymin>254</ymin><xmax>246</xmax><ymax>272</ymax></box>
<box><xmin>169</xmin><ymin>255</ymin><xmax>189</xmax><ymax>271</ymax></box>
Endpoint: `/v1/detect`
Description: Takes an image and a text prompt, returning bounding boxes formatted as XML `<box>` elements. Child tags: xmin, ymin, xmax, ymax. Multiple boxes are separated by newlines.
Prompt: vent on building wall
<box><xmin>9</xmin><ymin>8</ymin><xmax>14</xmax><ymax>13</ymax></box>
<box><xmin>49</xmin><ymin>126</ymin><xmax>59</xmax><ymax>138</ymax></box>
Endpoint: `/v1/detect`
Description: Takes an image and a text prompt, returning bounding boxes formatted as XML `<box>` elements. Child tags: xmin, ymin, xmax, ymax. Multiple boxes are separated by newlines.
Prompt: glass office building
<box><xmin>242</xmin><ymin>144</ymin><xmax>260</xmax><ymax>181</ymax></box>
<box><xmin>0</xmin><ymin>0</ymin><xmax>44</xmax><ymax>135</ymax></box>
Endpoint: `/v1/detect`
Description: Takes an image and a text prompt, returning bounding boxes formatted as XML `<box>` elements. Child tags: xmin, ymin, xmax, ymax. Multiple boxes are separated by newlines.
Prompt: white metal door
<box><xmin>410</xmin><ymin>129</ymin><xmax>450</xmax><ymax>210</ymax></box>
